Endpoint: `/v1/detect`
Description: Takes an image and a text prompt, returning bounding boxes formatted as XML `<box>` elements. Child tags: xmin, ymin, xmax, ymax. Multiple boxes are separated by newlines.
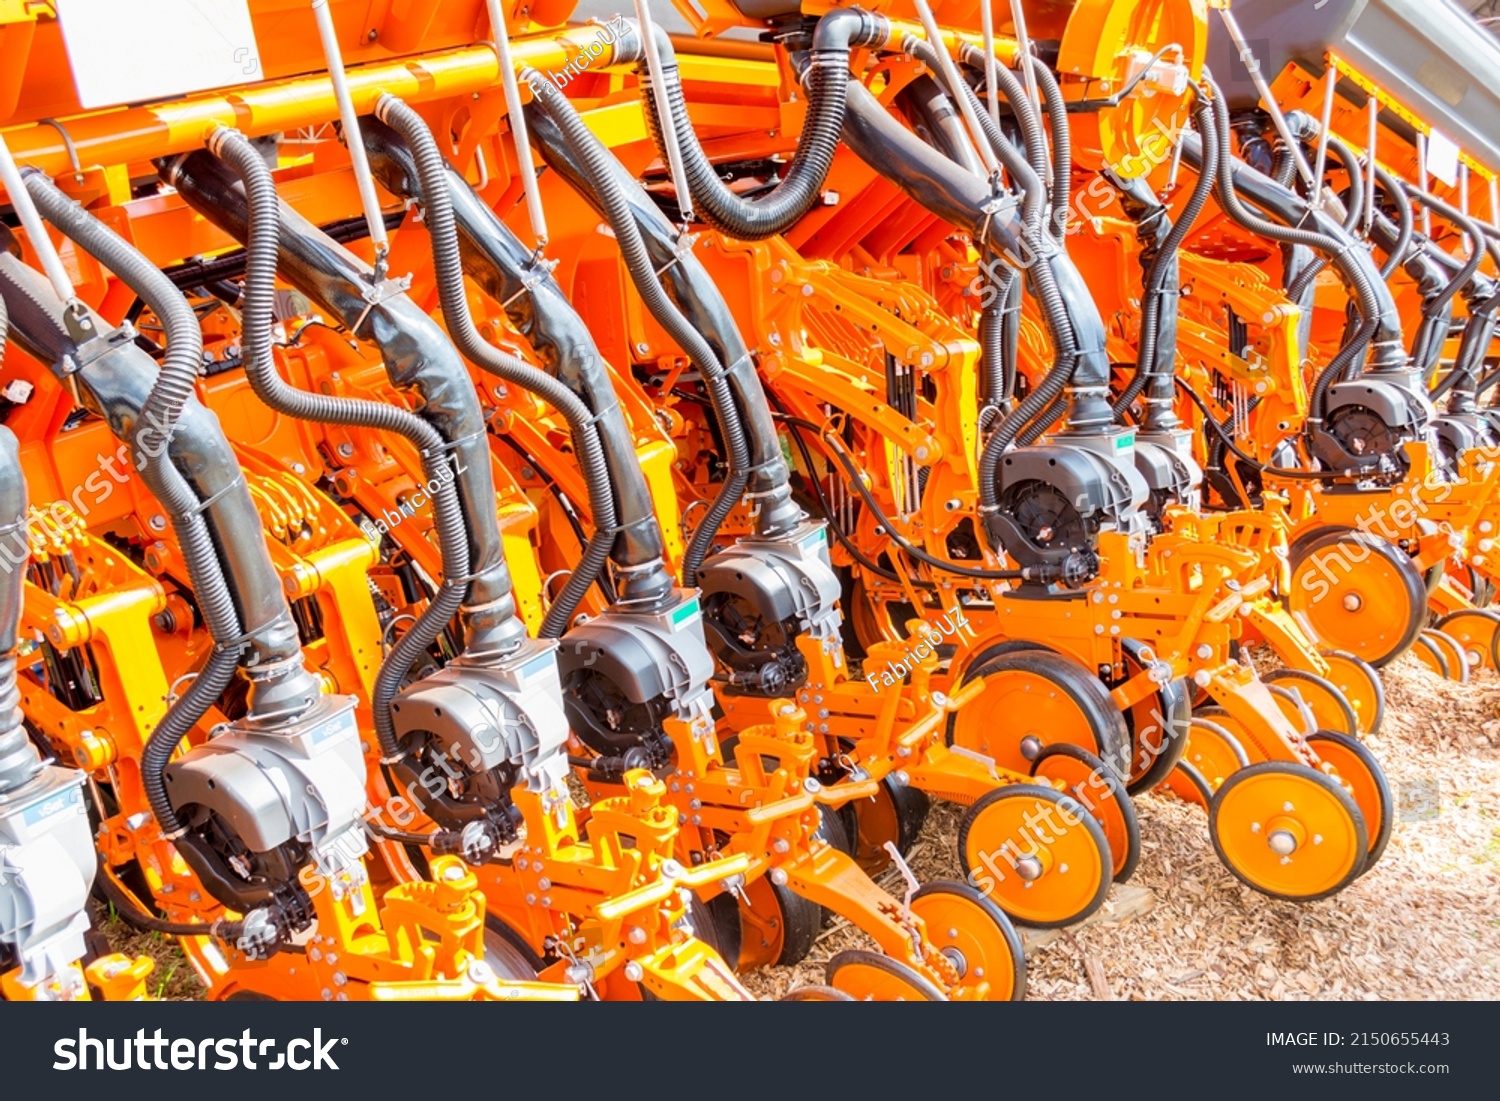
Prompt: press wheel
<box><xmin>1288</xmin><ymin>529</ymin><xmax>1426</xmax><ymax>667</ymax></box>
<box><xmin>1180</xmin><ymin>716</ymin><xmax>1251</xmax><ymax>794</ymax></box>
<box><xmin>909</xmin><ymin>881</ymin><xmax>1027</xmax><ymax>1001</ymax></box>
<box><xmin>1161</xmin><ymin>760</ymin><xmax>1214</xmax><ymax>811</ymax></box>
<box><xmin>780</xmin><ymin>984</ymin><xmax>855</xmax><ymax>1001</ymax></box>
<box><xmin>842</xmin><ymin>774</ymin><xmax>930</xmax><ymax>874</ymax></box>
<box><xmin>1419</xmin><ymin>628</ymin><xmax>1470</xmax><ymax>683</ymax></box>
<box><xmin>949</xmin><ymin>650</ymin><xmax>1130</xmax><ymax>781</ymax></box>
<box><xmin>1208</xmin><ymin>761</ymin><xmax>1367</xmax><ymax>901</ymax></box>
<box><xmin>1433</xmin><ymin>609</ymin><xmax>1500</xmax><ymax>673</ymax></box>
<box><xmin>1411</xmin><ymin>631</ymin><xmax>1452</xmax><ymax>679</ymax></box>
<box><xmin>826</xmin><ymin>949</ymin><xmax>948</xmax><ymax>1001</ymax></box>
<box><xmin>1318</xmin><ymin>651</ymin><xmax>1385</xmax><ymax>735</ymax></box>
<box><xmin>1306</xmin><ymin>730</ymin><xmax>1393</xmax><ymax>874</ymax></box>
<box><xmin>957</xmin><ymin>784</ymin><xmax>1112</xmax><ymax>928</ymax></box>
<box><xmin>1028</xmin><ymin>743</ymin><xmax>1141</xmax><ymax>882</ymax></box>
<box><xmin>1262</xmin><ymin>669</ymin><xmax>1357</xmax><ymax>738</ymax></box>
<box><xmin>735</xmin><ymin>874</ymin><xmax>822</xmax><ymax>971</ymax></box>
<box><xmin>1120</xmin><ymin>667</ymin><xmax>1192</xmax><ymax>795</ymax></box>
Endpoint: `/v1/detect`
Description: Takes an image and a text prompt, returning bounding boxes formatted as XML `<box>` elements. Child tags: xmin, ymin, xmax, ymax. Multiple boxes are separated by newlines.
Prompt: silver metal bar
<box><xmin>1217</xmin><ymin>7</ymin><xmax>1315</xmax><ymax>191</ymax></box>
<box><xmin>486</xmin><ymin>0</ymin><xmax>549</xmax><ymax>245</ymax></box>
<box><xmin>311</xmin><ymin>0</ymin><xmax>390</xmax><ymax>271</ymax></box>
<box><xmin>1417</xmin><ymin>132</ymin><xmax>1432</xmax><ymax>236</ymax></box>
<box><xmin>0</xmin><ymin>134</ymin><xmax>75</xmax><ymax>305</ymax></box>
<box><xmin>1008</xmin><ymin>0</ymin><xmax>1040</xmax><ymax>117</ymax></box>
<box><xmin>1311</xmin><ymin>58</ymin><xmax>1337</xmax><ymax>208</ymax></box>
<box><xmin>914</xmin><ymin>0</ymin><xmax>999</xmax><ymax>176</ymax></box>
<box><xmin>979</xmin><ymin>0</ymin><xmax>1000</xmax><ymax>128</ymax></box>
<box><xmin>1365</xmin><ymin>90</ymin><xmax>1378</xmax><ymax>234</ymax></box>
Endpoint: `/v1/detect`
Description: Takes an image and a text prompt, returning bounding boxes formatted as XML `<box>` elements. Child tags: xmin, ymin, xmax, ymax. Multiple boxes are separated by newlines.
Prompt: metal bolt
<box><xmin>1020</xmin><ymin>735</ymin><xmax>1043</xmax><ymax>761</ymax></box>
<box><xmin>1342</xmin><ymin>593</ymin><xmax>1362</xmax><ymax>612</ymax></box>
<box><xmin>623</xmin><ymin>960</ymin><xmax>645</xmax><ymax>982</ymax></box>
<box><xmin>148</xmin><ymin>514</ymin><xmax>167</xmax><ymax>531</ymax></box>
<box><xmin>1268</xmin><ymin>830</ymin><xmax>1298</xmax><ymax>856</ymax></box>
<box><xmin>1015</xmin><ymin>856</ymin><xmax>1043</xmax><ymax>881</ymax></box>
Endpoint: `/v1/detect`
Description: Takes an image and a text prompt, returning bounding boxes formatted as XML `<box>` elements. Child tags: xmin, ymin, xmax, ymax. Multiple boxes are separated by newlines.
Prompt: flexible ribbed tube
<box><xmin>639</xmin><ymin>11</ymin><xmax>885</xmax><ymax>240</ymax></box>
<box><xmin>207</xmin><ymin>127</ymin><xmax>473</xmax><ymax>761</ymax></box>
<box><xmin>1373</xmin><ymin>165</ymin><xmax>1415</xmax><ymax>280</ymax></box>
<box><xmin>1114</xmin><ymin>95</ymin><xmax>1219</xmax><ymax>419</ymax></box>
<box><xmin>1285</xmin><ymin>134</ymin><xmax>1365</xmax><ymax>301</ymax></box>
<box><xmin>22</xmin><ymin>174</ymin><xmax>259</xmax><ymax>835</ymax></box>
<box><xmin>527</xmin><ymin>75</ymin><xmax>751</xmax><ymax>585</ymax></box>
<box><xmin>369</xmin><ymin>98</ymin><xmax>620</xmax><ymax>636</ymax></box>
<box><xmin>961</xmin><ymin>44</ymin><xmax>1049</xmax><ymax>200</ymax></box>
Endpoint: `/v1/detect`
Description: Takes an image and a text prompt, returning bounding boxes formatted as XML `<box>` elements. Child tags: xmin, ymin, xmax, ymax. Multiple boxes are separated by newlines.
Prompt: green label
<box><xmin>671</xmin><ymin>597</ymin><xmax>701</xmax><ymax>629</ymax></box>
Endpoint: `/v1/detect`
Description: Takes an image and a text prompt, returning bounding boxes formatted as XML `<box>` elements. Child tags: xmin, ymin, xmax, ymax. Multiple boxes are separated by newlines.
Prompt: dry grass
<box><xmin>747</xmin><ymin>652</ymin><xmax>1500</xmax><ymax>1001</ymax></box>
<box><xmin>100</xmin><ymin>654</ymin><xmax>1499</xmax><ymax>1001</ymax></box>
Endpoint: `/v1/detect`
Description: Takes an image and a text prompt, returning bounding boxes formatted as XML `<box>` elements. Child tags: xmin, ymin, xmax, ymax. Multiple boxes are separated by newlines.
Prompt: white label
<box><xmin>57</xmin><ymin>0</ymin><xmax>263</xmax><ymax>110</ymax></box>
<box><xmin>1426</xmin><ymin>129</ymin><xmax>1461</xmax><ymax>188</ymax></box>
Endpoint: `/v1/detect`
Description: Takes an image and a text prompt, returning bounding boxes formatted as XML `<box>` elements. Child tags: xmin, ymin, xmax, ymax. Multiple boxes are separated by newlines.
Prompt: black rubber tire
<box><xmin>948</xmin><ymin>649</ymin><xmax>1131</xmax><ymax>782</ymax></box>
<box><xmin>911</xmin><ymin>880</ymin><xmax>1027</xmax><ymax>1001</ymax></box>
<box><xmin>1208</xmin><ymin>761</ymin><xmax>1367</xmax><ymax>902</ymax></box>
<box><xmin>1412</xmin><ymin>632</ymin><xmax>1451</xmax><ymax>679</ymax></box>
<box><xmin>1306</xmin><ymin>729</ymin><xmax>1394</xmax><ymax>874</ymax></box>
<box><xmin>1028</xmin><ymin>743</ymin><xmax>1141</xmax><ymax>883</ymax></box>
<box><xmin>1320</xmin><ymin>650</ymin><xmax>1386</xmax><ymax>735</ymax></box>
<box><xmin>692</xmin><ymin>890</ymin><xmax>743</xmax><ymax>971</ymax></box>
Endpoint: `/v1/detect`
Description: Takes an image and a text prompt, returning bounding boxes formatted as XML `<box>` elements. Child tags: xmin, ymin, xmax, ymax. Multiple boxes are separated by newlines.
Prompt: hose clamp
<box><xmin>351</xmin><ymin>271</ymin><xmax>414</xmax><ymax>337</ymax></box>
<box><xmin>498</xmin><ymin>256</ymin><xmax>559</xmax><ymax>310</ymax></box>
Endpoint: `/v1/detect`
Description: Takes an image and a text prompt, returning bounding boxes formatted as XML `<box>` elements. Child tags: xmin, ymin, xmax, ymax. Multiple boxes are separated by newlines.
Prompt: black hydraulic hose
<box><xmin>523</xmin><ymin>89</ymin><xmax>800</xmax><ymax>544</ymax></box>
<box><xmin>1436</xmin><ymin>294</ymin><xmax>1500</xmax><ymax>411</ymax></box>
<box><xmin>1284</xmin><ymin>135</ymin><xmax>1365</xmax><ymax>302</ymax></box>
<box><xmin>94</xmin><ymin>858</ymin><xmax>244</xmax><ymax>940</ymax></box>
<box><xmin>205</xmin><ymin>127</ymin><xmax>469</xmax><ymax>763</ymax></box>
<box><xmin>369</xmin><ymin>98</ymin><xmax>628</xmax><ymax>634</ymax></box>
<box><xmin>959</xmin><ymin>44</ymin><xmax>1050</xmax><ymax>203</ymax></box>
<box><xmin>1366</xmin><ymin>204</ymin><xmax>1450</xmax><ymax>376</ymax></box>
<box><xmin>1029</xmin><ymin>59</ymin><xmax>1072</xmax><ymax>241</ymax></box>
<box><xmin>162</xmin><ymin>150</ymin><xmax>524</xmax><ymax>661</ymax></box>
<box><xmin>913</xmin><ymin>39</ymin><xmax>1045</xmax><ymax>231</ymax></box>
<box><xmin>638</xmin><ymin>10</ymin><xmax>888</xmax><ymax>240</ymax></box>
<box><xmin>1113</xmin><ymin>93</ymin><xmax>1219</xmax><ymax>420</ymax></box>
<box><xmin>361</xmin><ymin>119</ymin><xmax>674</xmax><ymax>614</ymax></box>
<box><xmin>0</xmin><ymin>421</ymin><xmax>43</xmax><ymax>796</ymax></box>
<box><xmin>1174</xmin><ymin>379</ymin><xmax>1326</xmax><ymax>480</ymax></box>
<box><xmin>1371</xmin><ymin>165</ymin><xmax>1414</xmax><ymax>280</ymax></box>
<box><xmin>1406</xmin><ymin>187</ymin><xmax>1487</xmax><ymax>325</ymax></box>
<box><xmin>819</xmin><ymin>425</ymin><xmax>1034</xmax><ymax>581</ymax></box>
<box><xmin>978</xmin><ymin>253</ymin><xmax>1014</xmax><ymax>414</ymax></box>
<box><xmin>526</xmin><ymin>74</ymin><xmax>752</xmax><ymax>586</ymax></box>
<box><xmin>1185</xmin><ymin>80</ymin><xmax>1401</xmax><ymax>417</ymax></box>
<box><xmin>838</xmin><ymin>78</ymin><xmax>1115</xmax><ymax>550</ymax></box>
<box><xmin>897</xmin><ymin>75</ymin><xmax>985</xmax><ymax>178</ymax></box>
<box><xmin>21</xmin><ymin>174</ymin><xmax>286</xmax><ymax>838</ymax></box>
